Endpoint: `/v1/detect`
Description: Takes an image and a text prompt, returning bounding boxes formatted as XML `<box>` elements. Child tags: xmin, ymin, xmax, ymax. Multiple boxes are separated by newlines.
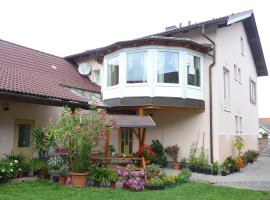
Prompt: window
<box><xmin>18</xmin><ymin>124</ymin><xmax>31</xmax><ymax>147</ymax></box>
<box><xmin>250</xmin><ymin>78</ymin><xmax>256</xmax><ymax>104</ymax></box>
<box><xmin>235</xmin><ymin>116</ymin><xmax>239</xmax><ymax>133</ymax></box>
<box><xmin>127</xmin><ymin>52</ymin><xmax>147</xmax><ymax>83</ymax></box>
<box><xmin>238</xmin><ymin>68</ymin><xmax>241</xmax><ymax>83</ymax></box>
<box><xmin>234</xmin><ymin>65</ymin><xmax>238</xmax><ymax>81</ymax></box>
<box><xmin>223</xmin><ymin>67</ymin><xmax>230</xmax><ymax>108</ymax></box>
<box><xmin>157</xmin><ymin>51</ymin><xmax>179</xmax><ymax>84</ymax></box>
<box><xmin>92</xmin><ymin>69</ymin><xmax>100</xmax><ymax>83</ymax></box>
<box><xmin>239</xmin><ymin>116</ymin><xmax>243</xmax><ymax>133</ymax></box>
<box><xmin>107</xmin><ymin>56</ymin><xmax>119</xmax><ymax>87</ymax></box>
<box><xmin>241</xmin><ymin>37</ymin><xmax>244</xmax><ymax>56</ymax></box>
<box><xmin>187</xmin><ymin>55</ymin><xmax>201</xmax><ymax>87</ymax></box>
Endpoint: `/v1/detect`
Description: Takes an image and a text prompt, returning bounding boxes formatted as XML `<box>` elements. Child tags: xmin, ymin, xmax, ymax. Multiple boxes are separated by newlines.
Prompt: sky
<box><xmin>0</xmin><ymin>0</ymin><xmax>269</xmax><ymax>117</ymax></box>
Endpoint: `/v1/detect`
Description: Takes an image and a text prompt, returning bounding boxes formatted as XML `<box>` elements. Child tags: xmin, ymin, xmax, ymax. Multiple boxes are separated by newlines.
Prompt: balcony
<box><xmin>100</xmin><ymin>42</ymin><xmax>207</xmax><ymax>110</ymax></box>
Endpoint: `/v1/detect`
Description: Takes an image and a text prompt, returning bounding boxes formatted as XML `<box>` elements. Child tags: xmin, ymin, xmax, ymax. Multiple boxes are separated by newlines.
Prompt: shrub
<box><xmin>47</xmin><ymin>154</ymin><xmax>64</xmax><ymax>170</ymax></box>
<box><xmin>188</xmin><ymin>141</ymin><xmax>198</xmax><ymax>169</ymax></box>
<box><xmin>211</xmin><ymin>161</ymin><xmax>219</xmax><ymax>174</ymax></box>
<box><xmin>234</xmin><ymin>136</ymin><xmax>244</xmax><ymax>157</ymax></box>
<box><xmin>176</xmin><ymin>168</ymin><xmax>192</xmax><ymax>183</ymax></box>
<box><xmin>150</xmin><ymin>140</ymin><xmax>167</xmax><ymax>166</ymax></box>
<box><xmin>146</xmin><ymin>164</ymin><xmax>163</xmax><ymax>179</ymax></box>
<box><xmin>59</xmin><ymin>168</ymin><xmax>68</xmax><ymax>178</ymax></box>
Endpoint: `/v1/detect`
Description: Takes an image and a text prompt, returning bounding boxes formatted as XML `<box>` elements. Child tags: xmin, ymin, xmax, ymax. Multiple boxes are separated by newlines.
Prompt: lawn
<box><xmin>0</xmin><ymin>181</ymin><xmax>270</xmax><ymax>200</ymax></box>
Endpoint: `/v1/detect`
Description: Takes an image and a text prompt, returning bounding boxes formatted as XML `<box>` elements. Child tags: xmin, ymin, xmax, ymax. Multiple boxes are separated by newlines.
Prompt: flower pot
<box><xmin>70</xmin><ymin>172</ymin><xmax>89</xmax><ymax>188</ymax></box>
<box><xmin>211</xmin><ymin>171</ymin><xmax>218</xmax><ymax>176</ymax></box>
<box><xmin>234</xmin><ymin>168</ymin><xmax>240</xmax><ymax>173</ymax></box>
<box><xmin>59</xmin><ymin>177</ymin><xmax>66</xmax><ymax>185</ymax></box>
<box><xmin>110</xmin><ymin>181</ymin><xmax>116</xmax><ymax>188</ymax></box>
<box><xmin>173</xmin><ymin>162</ymin><xmax>181</xmax><ymax>170</ymax></box>
<box><xmin>38</xmin><ymin>170</ymin><xmax>46</xmax><ymax>179</ymax></box>
<box><xmin>229</xmin><ymin>166</ymin><xmax>234</xmax><ymax>174</ymax></box>
<box><xmin>203</xmin><ymin>168</ymin><xmax>211</xmax><ymax>175</ymax></box>
<box><xmin>52</xmin><ymin>175</ymin><xmax>59</xmax><ymax>183</ymax></box>
<box><xmin>221</xmin><ymin>171</ymin><xmax>228</xmax><ymax>176</ymax></box>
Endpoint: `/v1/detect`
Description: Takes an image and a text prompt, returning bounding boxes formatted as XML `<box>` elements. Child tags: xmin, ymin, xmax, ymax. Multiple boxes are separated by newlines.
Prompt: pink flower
<box><xmin>66</xmin><ymin>177</ymin><xmax>71</xmax><ymax>184</ymax></box>
<box><xmin>99</xmin><ymin>111</ymin><xmax>107</xmax><ymax>117</ymax></box>
<box><xmin>123</xmin><ymin>171</ymin><xmax>129</xmax><ymax>176</ymax></box>
<box><xmin>111</xmin><ymin>119</ymin><xmax>117</xmax><ymax>126</ymax></box>
<box><xmin>117</xmin><ymin>170</ymin><xmax>122</xmax><ymax>175</ymax></box>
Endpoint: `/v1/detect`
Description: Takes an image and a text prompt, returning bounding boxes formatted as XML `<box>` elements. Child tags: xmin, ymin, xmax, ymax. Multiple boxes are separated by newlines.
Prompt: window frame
<box><xmin>240</xmin><ymin>36</ymin><xmax>244</xmax><ymax>56</ymax></box>
<box><xmin>106</xmin><ymin>55</ymin><xmax>120</xmax><ymax>87</ymax></box>
<box><xmin>234</xmin><ymin>64</ymin><xmax>238</xmax><ymax>81</ymax></box>
<box><xmin>157</xmin><ymin>50</ymin><xmax>180</xmax><ymax>85</ymax></box>
<box><xmin>187</xmin><ymin>53</ymin><xmax>202</xmax><ymax>88</ymax></box>
<box><xmin>249</xmin><ymin>77</ymin><xmax>256</xmax><ymax>104</ymax></box>
<box><xmin>223</xmin><ymin>67</ymin><xmax>230</xmax><ymax>111</ymax></box>
<box><xmin>92</xmin><ymin>69</ymin><xmax>100</xmax><ymax>83</ymax></box>
<box><xmin>126</xmin><ymin>51</ymin><xmax>148</xmax><ymax>85</ymax></box>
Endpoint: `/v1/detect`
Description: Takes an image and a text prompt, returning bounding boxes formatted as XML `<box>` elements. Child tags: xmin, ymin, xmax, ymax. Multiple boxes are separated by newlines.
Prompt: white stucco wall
<box><xmin>0</xmin><ymin>100</ymin><xmax>62</xmax><ymax>157</ymax></box>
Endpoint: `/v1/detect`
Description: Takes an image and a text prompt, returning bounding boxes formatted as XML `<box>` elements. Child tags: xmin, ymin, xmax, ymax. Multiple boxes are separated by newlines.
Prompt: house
<box><xmin>259</xmin><ymin>118</ymin><xmax>270</xmax><ymax>137</ymax></box>
<box><xmin>0</xmin><ymin>10</ymin><xmax>267</xmax><ymax>163</ymax></box>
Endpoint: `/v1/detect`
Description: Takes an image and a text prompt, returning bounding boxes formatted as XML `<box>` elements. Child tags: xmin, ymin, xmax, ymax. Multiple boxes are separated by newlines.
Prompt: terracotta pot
<box><xmin>110</xmin><ymin>181</ymin><xmax>116</xmax><ymax>188</ymax></box>
<box><xmin>59</xmin><ymin>177</ymin><xmax>67</xmax><ymax>185</ymax></box>
<box><xmin>38</xmin><ymin>170</ymin><xmax>46</xmax><ymax>179</ymax></box>
<box><xmin>173</xmin><ymin>162</ymin><xmax>181</xmax><ymax>170</ymax></box>
<box><xmin>70</xmin><ymin>172</ymin><xmax>89</xmax><ymax>188</ymax></box>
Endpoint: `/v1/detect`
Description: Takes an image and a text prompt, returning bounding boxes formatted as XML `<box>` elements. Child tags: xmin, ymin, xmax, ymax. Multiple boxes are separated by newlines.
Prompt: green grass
<box><xmin>0</xmin><ymin>180</ymin><xmax>270</xmax><ymax>200</ymax></box>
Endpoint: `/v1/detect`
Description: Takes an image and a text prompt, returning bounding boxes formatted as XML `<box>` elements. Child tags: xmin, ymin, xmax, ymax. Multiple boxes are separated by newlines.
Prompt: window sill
<box><xmin>156</xmin><ymin>83</ymin><xmax>181</xmax><ymax>87</ymax></box>
<box><xmin>106</xmin><ymin>85</ymin><xmax>120</xmax><ymax>90</ymax></box>
<box><xmin>187</xmin><ymin>85</ymin><xmax>202</xmax><ymax>90</ymax></box>
<box><xmin>125</xmin><ymin>83</ymin><xmax>148</xmax><ymax>87</ymax></box>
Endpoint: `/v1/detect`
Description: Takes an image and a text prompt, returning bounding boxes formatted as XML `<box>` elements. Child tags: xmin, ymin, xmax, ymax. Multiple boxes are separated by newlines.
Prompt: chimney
<box><xmin>165</xmin><ymin>25</ymin><xmax>177</xmax><ymax>31</ymax></box>
<box><xmin>179</xmin><ymin>22</ymin><xmax>182</xmax><ymax>28</ymax></box>
<box><xmin>188</xmin><ymin>20</ymin><xmax>191</xmax><ymax>26</ymax></box>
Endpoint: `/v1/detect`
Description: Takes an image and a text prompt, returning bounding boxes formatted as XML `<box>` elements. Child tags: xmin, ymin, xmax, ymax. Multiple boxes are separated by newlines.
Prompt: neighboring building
<box><xmin>0</xmin><ymin>10</ymin><xmax>268</xmax><ymax>162</ymax></box>
<box><xmin>259</xmin><ymin>118</ymin><xmax>270</xmax><ymax>137</ymax></box>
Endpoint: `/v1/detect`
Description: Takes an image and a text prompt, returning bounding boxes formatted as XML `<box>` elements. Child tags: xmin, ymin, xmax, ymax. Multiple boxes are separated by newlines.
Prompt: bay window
<box><xmin>127</xmin><ymin>52</ymin><xmax>147</xmax><ymax>83</ymax></box>
<box><xmin>187</xmin><ymin>55</ymin><xmax>201</xmax><ymax>87</ymax></box>
<box><xmin>157</xmin><ymin>51</ymin><xmax>179</xmax><ymax>84</ymax></box>
<box><xmin>107</xmin><ymin>56</ymin><xmax>119</xmax><ymax>87</ymax></box>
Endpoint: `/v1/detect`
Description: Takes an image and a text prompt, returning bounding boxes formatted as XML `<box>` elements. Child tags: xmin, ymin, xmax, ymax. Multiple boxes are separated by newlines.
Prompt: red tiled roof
<box><xmin>0</xmin><ymin>39</ymin><xmax>100</xmax><ymax>103</ymax></box>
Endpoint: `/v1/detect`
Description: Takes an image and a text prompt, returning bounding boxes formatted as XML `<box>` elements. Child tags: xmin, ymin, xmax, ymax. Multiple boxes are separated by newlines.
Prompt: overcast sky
<box><xmin>0</xmin><ymin>0</ymin><xmax>269</xmax><ymax>117</ymax></box>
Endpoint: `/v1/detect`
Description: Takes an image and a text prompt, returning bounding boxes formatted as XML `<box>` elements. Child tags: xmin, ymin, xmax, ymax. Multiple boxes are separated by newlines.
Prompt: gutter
<box><xmin>0</xmin><ymin>91</ymin><xmax>89</xmax><ymax>109</ymax></box>
<box><xmin>200</xmin><ymin>25</ymin><xmax>216</xmax><ymax>163</ymax></box>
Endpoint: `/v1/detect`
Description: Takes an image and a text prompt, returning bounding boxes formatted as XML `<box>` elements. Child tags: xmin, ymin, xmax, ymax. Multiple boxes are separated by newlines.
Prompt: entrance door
<box><xmin>13</xmin><ymin>119</ymin><xmax>35</xmax><ymax>158</ymax></box>
<box><xmin>119</xmin><ymin>128</ymin><xmax>133</xmax><ymax>155</ymax></box>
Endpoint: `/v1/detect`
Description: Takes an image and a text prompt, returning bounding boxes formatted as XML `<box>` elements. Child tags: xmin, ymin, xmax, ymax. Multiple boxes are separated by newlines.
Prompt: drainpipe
<box><xmin>200</xmin><ymin>25</ymin><xmax>216</xmax><ymax>163</ymax></box>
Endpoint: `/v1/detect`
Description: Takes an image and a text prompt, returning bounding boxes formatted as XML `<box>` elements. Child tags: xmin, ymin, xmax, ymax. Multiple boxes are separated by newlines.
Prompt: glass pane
<box><xmin>121</xmin><ymin>141</ymin><xmax>124</xmax><ymax>153</ymax></box>
<box><xmin>94</xmin><ymin>70</ymin><xmax>100</xmax><ymax>82</ymax></box>
<box><xmin>107</xmin><ymin>57</ymin><xmax>119</xmax><ymax>86</ymax></box>
<box><xmin>128</xmin><ymin>131</ymin><xmax>132</xmax><ymax>140</ymax></box>
<box><xmin>157</xmin><ymin>51</ymin><xmax>179</xmax><ymax>83</ymax></box>
<box><xmin>18</xmin><ymin>124</ymin><xmax>30</xmax><ymax>147</ymax></box>
<box><xmin>187</xmin><ymin>55</ymin><xmax>200</xmax><ymax>86</ymax></box>
<box><xmin>127</xmin><ymin>52</ymin><xmax>147</xmax><ymax>83</ymax></box>
<box><xmin>125</xmin><ymin>131</ymin><xmax>128</xmax><ymax>145</ymax></box>
<box><xmin>129</xmin><ymin>142</ymin><xmax>132</xmax><ymax>154</ymax></box>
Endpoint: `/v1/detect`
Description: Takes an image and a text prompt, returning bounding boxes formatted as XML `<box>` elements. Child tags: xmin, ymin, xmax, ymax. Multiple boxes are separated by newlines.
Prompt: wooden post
<box><xmin>104</xmin><ymin>129</ymin><xmax>110</xmax><ymax>158</ymax></box>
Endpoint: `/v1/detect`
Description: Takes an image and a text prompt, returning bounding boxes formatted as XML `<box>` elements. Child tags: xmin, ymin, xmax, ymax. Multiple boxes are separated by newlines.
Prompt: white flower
<box><xmin>9</xmin><ymin>162</ymin><xmax>13</xmax><ymax>166</ymax></box>
<box><xmin>14</xmin><ymin>160</ymin><xmax>18</xmax><ymax>163</ymax></box>
<box><xmin>1</xmin><ymin>169</ymin><xmax>5</xmax><ymax>173</ymax></box>
<box><xmin>18</xmin><ymin>168</ymin><xmax>22</xmax><ymax>171</ymax></box>
<box><xmin>10</xmin><ymin>169</ymin><xmax>13</xmax><ymax>172</ymax></box>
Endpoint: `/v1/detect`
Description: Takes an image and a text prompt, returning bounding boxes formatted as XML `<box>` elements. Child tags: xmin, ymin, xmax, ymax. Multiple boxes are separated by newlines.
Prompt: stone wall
<box><xmin>258</xmin><ymin>135</ymin><xmax>269</xmax><ymax>156</ymax></box>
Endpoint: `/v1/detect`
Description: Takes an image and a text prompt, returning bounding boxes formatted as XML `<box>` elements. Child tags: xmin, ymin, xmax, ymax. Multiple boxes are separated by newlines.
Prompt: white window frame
<box><xmin>223</xmin><ymin>67</ymin><xmax>230</xmax><ymax>111</ymax></box>
<box><xmin>187</xmin><ymin>54</ymin><xmax>202</xmax><ymax>88</ymax></box>
<box><xmin>239</xmin><ymin>116</ymin><xmax>243</xmax><ymax>133</ymax></box>
<box><xmin>235</xmin><ymin>115</ymin><xmax>239</xmax><ymax>133</ymax></box>
<box><xmin>238</xmin><ymin>68</ymin><xmax>241</xmax><ymax>84</ymax></box>
<box><xmin>126</xmin><ymin>51</ymin><xmax>148</xmax><ymax>85</ymax></box>
<box><xmin>92</xmin><ymin>69</ymin><xmax>100</xmax><ymax>83</ymax></box>
<box><xmin>234</xmin><ymin>64</ymin><xmax>238</xmax><ymax>81</ymax></box>
<box><xmin>106</xmin><ymin>55</ymin><xmax>120</xmax><ymax>88</ymax></box>
<box><xmin>250</xmin><ymin>78</ymin><xmax>256</xmax><ymax>104</ymax></box>
<box><xmin>240</xmin><ymin>37</ymin><xmax>244</xmax><ymax>56</ymax></box>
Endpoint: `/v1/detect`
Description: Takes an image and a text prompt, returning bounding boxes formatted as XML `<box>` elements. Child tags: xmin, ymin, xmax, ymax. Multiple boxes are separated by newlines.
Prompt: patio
<box><xmin>165</xmin><ymin>156</ymin><xmax>270</xmax><ymax>191</ymax></box>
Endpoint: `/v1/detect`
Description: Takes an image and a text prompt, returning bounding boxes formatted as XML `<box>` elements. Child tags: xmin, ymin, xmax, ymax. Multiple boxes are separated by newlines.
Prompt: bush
<box><xmin>146</xmin><ymin>164</ymin><xmax>163</xmax><ymax>179</ymax></box>
<box><xmin>176</xmin><ymin>168</ymin><xmax>192</xmax><ymax>183</ymax></box>
<box><xmin>150</xmin><ymin>140</ymin><xmax>167</xmax><ymax>166</ymax></box>
<box><xmin>164</xmin><ymin>145</ymin><xmax>179</xmax><ymax>162</ymax></box>
<box><xmin>211</xmin><ymin>161</ymin><xmax>219</xmax><ymax>174</ymax></box>
<box><xmin>47</xmin><ymin>154</ymin><xmax>64</xmax><ymax>170</ymax></box>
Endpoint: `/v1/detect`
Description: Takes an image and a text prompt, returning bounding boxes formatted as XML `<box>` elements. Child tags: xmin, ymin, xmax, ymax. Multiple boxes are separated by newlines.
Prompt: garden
<box><xmin>0</xmin><ymin>106</ymin><xmax>264</xmax><ymax>199</ymax></box>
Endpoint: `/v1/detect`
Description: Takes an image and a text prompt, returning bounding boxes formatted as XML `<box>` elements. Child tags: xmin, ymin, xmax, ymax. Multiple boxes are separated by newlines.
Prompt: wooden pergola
<box><xmin>104</xmin><ymin>110</ymin><xmax>156</xmax><ymax>157</ymax></box>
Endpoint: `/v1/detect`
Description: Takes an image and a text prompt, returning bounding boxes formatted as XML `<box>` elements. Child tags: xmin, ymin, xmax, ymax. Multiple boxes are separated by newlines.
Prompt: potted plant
<box><xmin>92</xmin><ymin>168</ymin><xmax>110</xmax><ymax>187</ymax></box>
<box><xmin>59</xmin><ymin>168</ymin><xmax>68</xmax><ymax>185</ymax></box>
<box><xmin>47</xmin><ymin>154</ymin><xmax>64</xmax><ymax>182</ymax></box>
<box><xmin>48</xmin><ymin>107</ymin><xmax>116</xmax><ymax>187</ymax></box>
<box><xmin>246</xmin><ymin>150</ymin><xmax>255</xmax><ymax>163</ymax></box>
<box><xmin>221</xmin><ymin>165</ymin><xmax>229</xmax><ymax>176</ymax></box>
<box><xmin>223</xmin><ymin>156</ymin><xmax>236</xmax><ymax>174</ymax></box>
<box><xmin>32</xmin><ymin>127</ymin><xmax>55</xmax><ymax>161</ymax></box>
<box><xmin>187</xmin><ymin>141</ymin><xmax>198</xmax><ymax>172</ymax></box>
<box><xmin>150</xmin><ymin>140</ymin><xmax>167</xmax><ymax>167</ymax></box>
<box><xmin>180</xmin><ymin>158</ymin><xmax>187</xmax><ymax>168</ymax></box>
<box><xmin>211</xmin><ymin>161</ymin><xmax>219</xmax><ymax>175</ymax></box>
<box><xmin>108</xmin><ymin>168</ymin><xmax>118</xmax><ymax>188</ymax></box>
<box><xmin>164</xmin><ymin>145</ymin><xmax>180</xmax><ymax>170</ymax></box>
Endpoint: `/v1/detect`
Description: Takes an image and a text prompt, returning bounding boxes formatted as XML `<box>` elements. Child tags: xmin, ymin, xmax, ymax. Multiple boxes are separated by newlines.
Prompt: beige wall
<box><xmin>0</xmin><ymin>100</ymin><xmax>62</xmax><ymax>158</ymax></box>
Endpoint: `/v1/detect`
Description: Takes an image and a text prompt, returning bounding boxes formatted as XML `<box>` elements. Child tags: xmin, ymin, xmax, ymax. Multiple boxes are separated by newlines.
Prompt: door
<box><xmin>119</xmin><ymin>128</ymin><xmax>133</xmax><ymax>155</ymax></box>
<box><xmin>13</xmin><ymin>119</ymin><xmax>35</xmax><ymax>158</ymax></box>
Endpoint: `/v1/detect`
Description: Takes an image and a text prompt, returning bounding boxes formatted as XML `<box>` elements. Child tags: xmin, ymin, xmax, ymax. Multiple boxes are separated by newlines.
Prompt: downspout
<box><xmin>200</xmin><ymin>25</ymin><xmax>216</xmax><ymax>163</ymax></box>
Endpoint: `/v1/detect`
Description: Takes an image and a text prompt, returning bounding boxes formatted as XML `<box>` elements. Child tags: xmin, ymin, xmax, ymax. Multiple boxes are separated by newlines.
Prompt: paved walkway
<box><xmin>164</xmin><ymin>157</ymin><xmax>270</xmax><ymax>191</ymax></box>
